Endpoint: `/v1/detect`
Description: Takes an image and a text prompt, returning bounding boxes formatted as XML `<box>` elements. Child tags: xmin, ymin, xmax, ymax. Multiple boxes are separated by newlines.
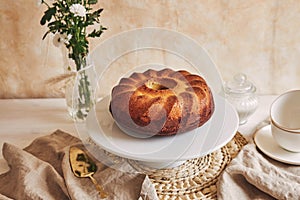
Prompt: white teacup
<box><xmin>270</xmin><ymin>90</ymin><xmax>300</xmax><ymax>152</ymax></box>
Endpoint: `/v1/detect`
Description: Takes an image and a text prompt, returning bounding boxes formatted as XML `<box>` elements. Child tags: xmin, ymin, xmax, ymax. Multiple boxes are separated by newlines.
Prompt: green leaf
<box><xmin>87</xmin><ymin>162</ymin><xmax>97</xmax><ymax>173</ymax></box>
<box><xmin>40</xmin><ymin>7</ymin><xmax>56</xmax><ymax>25</ymax></box>
<box><xmin>88</xmin><ymin>0</ymin><xmax>98</xmax><ymax>4</ymax></box>
<box><xmin>42</xmin><ymin>30</ymin><xmax>51</xmax><ymax>40</ymax></box>
<box><xmin>40</xmin><ymin>15</ymin><xmax>47</xmax><ymax>26</ymax></box>
<box><xmin>91</xmin><ymin>8</ymin><xmax>103</xmax><ymax>20</ymax></box>
<box><xmin>87</xmin><ymin>29</ymin><xmax>98</xmax><ymax>38</ymax></box>
<box><xmin>76</xmin><ymin>153</ymin><xmax>87</xmax><ymax>162</ymax></box>
<box><xmin>94</xmin><ymin>8</ymin><xmax>104</xmax><ymax>15</ymax></box>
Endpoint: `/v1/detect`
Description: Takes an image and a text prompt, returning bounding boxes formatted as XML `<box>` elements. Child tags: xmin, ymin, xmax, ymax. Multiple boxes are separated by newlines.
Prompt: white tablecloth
<box><xmin>0</xmin><ymin>95</ymin><xmax>277</xmax><ymax>173</ymax></box>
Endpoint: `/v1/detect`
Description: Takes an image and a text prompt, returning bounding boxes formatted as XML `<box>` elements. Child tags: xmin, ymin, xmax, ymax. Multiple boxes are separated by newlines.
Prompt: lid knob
<box><xmin>225</xmin><ymin>73</ymin><xmax>256</xmax><ymax>94</ymax></box>
<box><xmin>234</xmin><ymin>73</ymin><xmax>246</xmax><ymax>85</ymax></box>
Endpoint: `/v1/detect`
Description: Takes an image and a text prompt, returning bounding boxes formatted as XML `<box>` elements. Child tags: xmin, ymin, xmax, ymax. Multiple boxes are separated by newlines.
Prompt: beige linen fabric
<box><xmin>0</xmin><ymin>130</ymin><xmax>158</xmax><ymax>200</ymax></box>
<box><xmin>217</xmin><ymin>143</ymin><xmax>300</xmax><ymax>200</ymax></box>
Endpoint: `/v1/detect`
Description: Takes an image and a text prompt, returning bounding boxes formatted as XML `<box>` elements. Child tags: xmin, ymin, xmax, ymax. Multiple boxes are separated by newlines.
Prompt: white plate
<box><xmin>86</xmin><ymin>94</ymin><xmax>238</xmax><ymax>168</ymax></box>
<box><xmin>254</xmin><ymin>125</ymin><xmax>300</xmax><ymax>165</ymax></box>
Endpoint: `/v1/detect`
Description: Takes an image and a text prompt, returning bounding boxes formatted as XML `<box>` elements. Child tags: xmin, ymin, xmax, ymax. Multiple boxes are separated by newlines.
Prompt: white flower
<box><xmin>64</xmin><ymin>34</ymin><xmax>72</xmax><ymax>45</ymax></box>
<box><xmin>70</xmin><ymin>4</ymin><xmax>86</xmax><ymax>17</ymax></box>
<box><xmin>53</xmin><ymin>33</ymin><xmax>72</xmax><ymax>47</ymax></box>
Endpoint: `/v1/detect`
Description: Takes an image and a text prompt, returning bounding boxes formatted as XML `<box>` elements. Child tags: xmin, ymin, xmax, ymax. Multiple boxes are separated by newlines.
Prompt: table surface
<box><xmin>0</xmin><ymin>95</ymin><xmax>277</xmax><ymax>173</ymax></box>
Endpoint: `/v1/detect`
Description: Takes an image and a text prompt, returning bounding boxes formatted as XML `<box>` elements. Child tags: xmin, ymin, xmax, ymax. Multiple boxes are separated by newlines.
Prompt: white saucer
<box><xmin>86</xmin><ymin>94</ymin><xmax>238</xmax><ymax>168</ymax></box>
<box><xmin>254</xmin><ymin>125</ymin><xmax>300</xmax><ymax>165</ymax></box>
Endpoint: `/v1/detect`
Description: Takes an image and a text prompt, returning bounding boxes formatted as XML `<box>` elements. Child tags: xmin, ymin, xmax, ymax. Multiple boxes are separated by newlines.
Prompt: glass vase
<box><xmin>65</xmin><ymin>59</ymin><xmax>96</xmax><ymax>122</ymax></box>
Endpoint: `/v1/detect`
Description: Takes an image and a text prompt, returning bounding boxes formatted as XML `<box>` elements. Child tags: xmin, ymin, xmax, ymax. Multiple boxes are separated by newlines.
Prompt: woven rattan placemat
<box><xmin>129</xmin><ymin>132</ymin><xmax>248</xmax><ymax>200</ymax></box>
<box><xmin>87</xmin><ymin>132</ymin><xmax>247</xmax><ymax>200</ymax></box>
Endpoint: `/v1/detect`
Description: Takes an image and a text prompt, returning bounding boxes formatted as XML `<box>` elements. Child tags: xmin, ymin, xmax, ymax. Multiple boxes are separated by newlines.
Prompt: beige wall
<box><xmin>1</xmin><ymin>0</ymin><xmax>300</xmax><ymax>98</ymax></box>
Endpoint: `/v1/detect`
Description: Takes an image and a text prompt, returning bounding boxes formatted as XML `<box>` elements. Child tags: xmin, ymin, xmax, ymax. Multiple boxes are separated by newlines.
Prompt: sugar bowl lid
<box><xmin>224</xmin><ymin>73</ymin><xmax>256</xmax><ymax>94</ymax></box>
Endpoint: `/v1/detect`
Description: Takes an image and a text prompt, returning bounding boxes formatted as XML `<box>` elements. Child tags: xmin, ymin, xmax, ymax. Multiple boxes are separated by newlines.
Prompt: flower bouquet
<box><xmin>40</xmin><ymin>0</ymin><xmax>106</xmax><ymax>121</ymax></box>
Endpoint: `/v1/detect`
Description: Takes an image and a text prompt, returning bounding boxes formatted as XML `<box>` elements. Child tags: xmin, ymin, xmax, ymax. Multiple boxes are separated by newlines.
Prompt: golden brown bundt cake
<box><xmin>109</xmin><ymin>68</ymin><xmax>214</xmax><ymax>136</ymax></box>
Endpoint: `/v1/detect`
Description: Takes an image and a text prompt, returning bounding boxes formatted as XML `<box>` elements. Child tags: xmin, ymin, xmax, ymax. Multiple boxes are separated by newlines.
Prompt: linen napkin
<box><xmin>0</xmin><ymin>130</ymin><xmax>158</xmax><ymax>200</ymax></box>
<box><xmin>217</xmin><ymin>142</ymin><xmax>300</xmax><ymax>200</ymax></box>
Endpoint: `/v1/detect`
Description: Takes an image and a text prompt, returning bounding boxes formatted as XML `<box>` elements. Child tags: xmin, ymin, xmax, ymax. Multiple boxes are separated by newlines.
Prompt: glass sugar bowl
<box><xmin>224</xmin><ymin>73</ymin><xmax>258</xmax><ymax>125</ymax></box>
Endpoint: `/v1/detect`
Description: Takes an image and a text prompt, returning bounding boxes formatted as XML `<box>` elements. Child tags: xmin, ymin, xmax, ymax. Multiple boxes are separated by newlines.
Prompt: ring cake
<box><xmin>109</xmin><ymin>68</ymin><xmax>214</xmax><ymax>137</ymax></box>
